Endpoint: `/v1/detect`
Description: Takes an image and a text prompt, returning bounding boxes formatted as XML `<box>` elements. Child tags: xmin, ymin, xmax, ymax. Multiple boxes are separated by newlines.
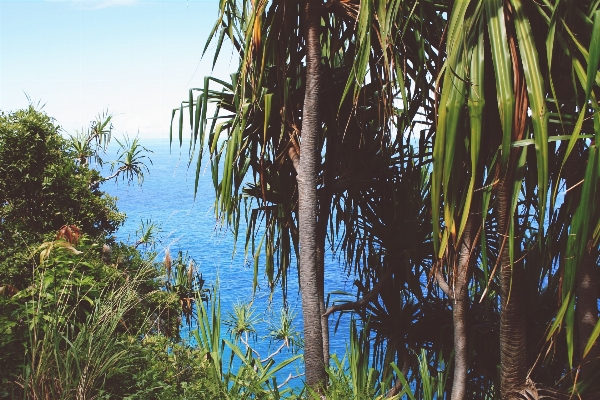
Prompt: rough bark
<box><xmin>316</xmin><ymin>246</ymin><xmax>330</xmax><ymax>367</ymax></box>
<box><xmin>316</xmin><ymin>116</ymin><xmax>336</xmax><ymax>369</ymax></box>
<box><xmin>297</xmin><ymin>0</ymin><xmax>327</xmax><ymax>390</ymax></box>
<box><xmin>497</xmin><ymin>178</ymin><xmax>528</xmax><ymax>399</ymax></box>
<box><xmin>498</xmin><ymin>16</ymin><xmax>529</xmax><ymax>395</ymax></box>
<box><xmin>452</xmin><ymin>297</ymin><xmax>469</xmax><ymax>399</ymax></box>
<box><xmin>450</xmin><ymin>215</ymin><xmax>475</xmax><ymax>400</ymax></box>
<box><xmin>577</xmin><ymin>245</ymin><xmax>599</xmax><ymax>381</ymax></box>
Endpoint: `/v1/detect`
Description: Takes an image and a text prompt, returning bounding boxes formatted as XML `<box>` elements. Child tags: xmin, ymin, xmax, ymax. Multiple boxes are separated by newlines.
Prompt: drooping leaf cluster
<box><xmin>174</xmin><ymin>0</ymin><xmax>600</xmax><ymax>397</ymax></box>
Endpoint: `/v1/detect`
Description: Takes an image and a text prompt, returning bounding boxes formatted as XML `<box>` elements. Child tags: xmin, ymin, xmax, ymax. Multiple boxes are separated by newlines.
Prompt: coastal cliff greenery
<box><xmin>1</xmin><ymin>0</ymin><xmax>600</xmax><ymax>398</ymax></box>
<box><xmin>0</xmin><ymin>107</ymin><xmax>309</xmax><ymax>399</ymax></box>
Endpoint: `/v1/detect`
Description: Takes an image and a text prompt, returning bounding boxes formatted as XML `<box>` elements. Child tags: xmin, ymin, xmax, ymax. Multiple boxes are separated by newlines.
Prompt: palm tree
<box><xmin>69</xmin><ymin>114</ymin><xmax>153</xmax><ymax>189</ymax></box>
<box><xmin>172</xmin><ymin>0</ymin><xmax>446</xmax><ymax>391</ymax></box>
<box><xmin>172</xmin><ymin>0</ymin><xmax>340</xmax><ymax>388</ymax></box>
<box><xmin>433</xmin><ymin>0</ymin><xmax>600</xmax><ymax>397</ymax></box>
<box><xmin>174</xmin><ymin>0</ymin><xmax>600</xmax><ymax>396</ymax></box>
<box><xmin>69</xmin><ymin>111</ymin><xmax>113</xmax><ymax>167</ymax></box>
<box><xmin>293</xmin><ymin>0</ymin><xmax>329</xmax><ymax>388</ymax></box>
<box><xmin>107</xmin><ymin>136</ymin><xmax>153</xmax><ymax>186</ymax></box>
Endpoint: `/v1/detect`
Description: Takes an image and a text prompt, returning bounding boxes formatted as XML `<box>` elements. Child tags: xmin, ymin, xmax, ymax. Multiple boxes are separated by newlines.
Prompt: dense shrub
<box><xmin>0</xmin><ymin>106</ymin><xmax>124</xmax><ymax>288</ymax></box>
<box><xmin>102</xmin><ymin>335</ymin><xmax>224</xmax><ymax>399</ymax></box>
<box><xmin>0</xmin><ymin>107</ymin><xmax>180</xmax><ymax>397</ymax></box>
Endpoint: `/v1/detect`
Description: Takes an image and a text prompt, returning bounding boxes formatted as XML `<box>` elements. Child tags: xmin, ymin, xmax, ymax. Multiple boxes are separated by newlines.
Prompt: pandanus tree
<box><xmin>174</xmin><ymin>0</ymin><xmax>600</xmax><ymax>396</ymax></box>
<box><xmin>173</xmin><ymin>0</ymin><xmax>337</xmax><ymax>386</ymax></box>
<box><xmin>433</xmin><ymin>0</ymin><xmax>600</xmax><ymax>397</ymax></box>
<box><xmin>172</xmin><ymin>0</ymin><xmax>446</xmax><ymax>391</ymax></box>
<box><xmin>69</xmin><ymin>113</ymin><xmax>153</xmax><ymax>188</ymax></box>
<box><xmin>171</xmin><ymin>0</ymin><xmax>338</xmax><ymax>387</ymax></box>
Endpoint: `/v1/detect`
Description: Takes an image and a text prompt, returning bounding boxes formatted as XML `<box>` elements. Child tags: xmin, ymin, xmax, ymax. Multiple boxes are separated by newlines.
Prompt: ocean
<box><xmin>101</xmin><ymin>138</ymin><xmax>354</xmax><ymax>388</ymax></box>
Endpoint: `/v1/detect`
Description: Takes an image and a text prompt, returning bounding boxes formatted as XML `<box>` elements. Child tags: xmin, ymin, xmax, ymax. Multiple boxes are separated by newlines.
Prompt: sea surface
<box><xmin>100</xmin><ymin>138</ymin><xmax>354</xmax><ymax>389</ymax></box>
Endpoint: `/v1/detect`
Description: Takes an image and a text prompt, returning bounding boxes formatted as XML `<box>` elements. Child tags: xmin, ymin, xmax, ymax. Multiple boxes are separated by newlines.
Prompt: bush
<box><xmin>0</xmin><ymin>106</ymin><xmax>124</xmax><ymax>289</ymax></box>
<box><xmin>104</xmin><ymin>335</ymin><xmax>224</xmax><ymax>399</ymax></box>
<box><xmin>0</xmin><ymin>235</ymin><xmax>176</xmax><ymax>395</ymax></box>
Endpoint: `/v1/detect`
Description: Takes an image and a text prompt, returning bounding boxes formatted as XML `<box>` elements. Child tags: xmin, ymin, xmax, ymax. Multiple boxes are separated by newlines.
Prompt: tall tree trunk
<box><xmin>316</xmin><ymin>246</ymin><xmax>330</xmax><ymax>367</ymax></box>
<box><xmin>451</xmin><ymin>215</ymin><xmax>475</xmax><ymax>400</ymax></box>
<box><xmin>498</xmin><ymin>16</ymin><xmax>529</xmax><ymax>395</ymax></box>
<box><xmin>298</xmin><ymin>0</ymin><xmax>327</xmax><ymax>390</ymax></box>
<box><xmin>316</xmin><ymin>111</ymin><xmax>336</xmax><ymax>369</ymax></box>
<box><xmin>577</xmin><ymin>245</ymin><xmax>599</xmax><ymax>385</ymax></box>
<box><xmin>497</xmin><ymin>178</ymin><xmax>528</xmax><ymax>399</ymax></box>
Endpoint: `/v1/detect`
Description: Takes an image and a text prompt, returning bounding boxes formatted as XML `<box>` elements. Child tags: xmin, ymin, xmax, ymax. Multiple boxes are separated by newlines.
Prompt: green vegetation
<box><xmin>0</xmin><ymin>107</ymin><xmax>124</xmax><ymax>289</ymax></box>
<box><xmin>0</xmin><ymin>106</ymin><xmax>171</xmax><ymax>397</ymax></box>
<box><xmin>2</xmin><ymin>106</ymin><xmax>400</xmax><ymax>399</ymax></box>
<box><xmin>172</xmin><ymin>0</ymin><xmax>600</xmax><ymax>398</ymax></box>
<box><xmin>2</xmin><ymin>0</ymin><xmax>600</xmax><ymax>398</ymax></box>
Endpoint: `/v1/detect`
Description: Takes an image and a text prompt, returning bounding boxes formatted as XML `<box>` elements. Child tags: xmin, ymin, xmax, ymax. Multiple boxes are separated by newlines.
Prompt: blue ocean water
<box><xmin>100</xmin><ymin>138</ymin><xmax>354</xmax><ymax>388</ymax></box>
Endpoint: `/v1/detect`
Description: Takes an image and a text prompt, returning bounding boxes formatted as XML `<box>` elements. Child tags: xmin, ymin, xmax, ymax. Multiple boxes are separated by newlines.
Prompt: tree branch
<box><xmin>288</xmin><ymin>145</ymin><xmax>300</xmax><ymax>174</ymax></box>
<box><xmin>435</xmin><ymin>267</ymin><xmax>452</xmax><ymax>299</ymax></box>
<box><xmin>323</xmin><ymin>268</ymin><xmax>393</xmax><ymax>317</ymax></box>
<box><xmin>240</xmin><ymin>335</ymin><xmax>291</xmax><ymax>364</ymax></box>
<box><xmin>260</xmin><ymin>342</ymin><xmax>287</xmax><ymax>363</ymax></box>
<box><xmin>278</xmin><ymin>373</ymin><xmax>305</xmax><ymax>389</ymax></box>
<box><xmin>240</xmin><ymin>335</ymin><xmax>262</xmax><ymax>360</ymax></box>
<box><xmin>89</xmin><ymin>166</ymin><xmax>126</xmax><ymax>190</ymax></box>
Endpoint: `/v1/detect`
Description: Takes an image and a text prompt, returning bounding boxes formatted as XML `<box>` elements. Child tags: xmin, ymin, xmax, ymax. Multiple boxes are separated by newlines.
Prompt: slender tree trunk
<box><xmin>298</xmin><ymin>0</ymin><xmax>327</xmax><ymax>390</ymax></box>
<box><xmin>496</xmin><ymin>16</ymin><xmax>530</xmax><ymax>395</ymax></box>
<box><xmin>317</xmin><ymin>246</ymin><xmax>330</xmax><ymax>367</ymax></box>
<box><xmin>386</xmin><ymin>346</ymin><xmax>411</xmax><ymax>398</ymax></box>
<box><xmin>451</xmin><ymin>215</ymin><xmax>475</xmax><ymax>400</ymax></box>
<box><xmin>497</xmin><ymin>178</ymin><xmax>528</xmax><ymax>399</ymax></box>
<box><xmin>452</xmin><ymin>297</ymin><xmax>469</xmax><ymax>399</ymax></box>
<box><xmin>577</xmin><ymin>245</ymin><xmax>599</xmax><ymax>384</ymax></box>
<box><xmin>316</xmin><ymin>112</ymin><xmax>336</xmax><ymax>369</ymax></box>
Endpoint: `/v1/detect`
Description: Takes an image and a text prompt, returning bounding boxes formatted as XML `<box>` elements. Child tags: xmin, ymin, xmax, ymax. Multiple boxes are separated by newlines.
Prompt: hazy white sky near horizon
<box><xmin>0</xmin><ymin>0</ymin><xmax>235</xmax><ymax>139</ymax></box>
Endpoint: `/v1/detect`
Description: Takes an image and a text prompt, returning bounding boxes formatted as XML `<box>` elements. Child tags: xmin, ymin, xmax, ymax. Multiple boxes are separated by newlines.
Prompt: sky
<box><xmin>0</xmin><ymin>0</ymin><xmax>235</xmax><ymax>139</ymax></box>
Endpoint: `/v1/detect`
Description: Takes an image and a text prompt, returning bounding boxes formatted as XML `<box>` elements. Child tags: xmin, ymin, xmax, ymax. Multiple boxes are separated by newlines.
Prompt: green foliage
<box><xmin>69</xmin><ymin>113</ymin><xmax>153</xmax><ymax>189</ymax></box>
<box><xmin>192</xmin><ymin>287</ymin><xmax>304</xmax><ymax>399</ymax></box>
<box><xmin>225</xmin><ymin>301</ymin><xmax>259</xmax><ymax>341</ymax></box>
<box><xmin>160</xmin><ymin>249</ymin><xmax>209</xmax><ymax>337</ymax></box>
<box><xmin>318</xmin><ymin>321</ymin><xmax>394</xmax><ymax>400</ymax></box>
<box><xmin>107</xmin><ymin>335</ymin><xmax>224</xmax><ymax>400</ymax></box>
<box><xmin>169</xmin><ymin>0</ymin><xmax>600</xmax><ymax>394</ymax></box>
<box><xmin>69</xmin><ymin>110</ymin><xmax>113</xmax><ymax>168</ymax></box>
<box><xmin>0</xmin><ymin>235</ymin><xmax>441</xmax><ymax>399</ymax></box>
<box><xmin>0</xmin><ymin>106</ymin><xmax>124</xmax><ymax>238</ymax></box>
<box><xmin>109</xmin><ymin>135</ymin><xmax>153</xmax><ymax>186</ymax></box>
<box><xmin>1</xmin><ymin>106</ymin><xmax>330</xmax><ymax>399</ymax></box>
<box><xmin>0</xmin><ymin>237</ymin><xmax>168</xmax><ymax>398</ymax></box>
<box><xmin>268</xmin><ymin>307</ymin><xmax>302</xmax><ymax>350</ymax></box>
<box><xmin>135</xmin><ymin>218</ymin><xmax>161</xmax><ymax>249</ymax></box>
<box><xmin>0</xmin><ymin>106</ymin><xmax>125</xmax><ymax>288</ymax></box>
<box><xmin>315</xmin><ymin>321</ymin><xmax>448</xmax><ymax>400</ymax></box>
<box><xmin>432</xmin><ymin>0</ymin><xmax>600</xmax><ymax>396</ymax></box>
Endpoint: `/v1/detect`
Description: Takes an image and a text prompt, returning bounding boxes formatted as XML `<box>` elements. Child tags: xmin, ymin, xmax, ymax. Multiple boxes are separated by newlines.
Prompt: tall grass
<box><xmin>17</xmin><ymin>251</ymin><xmax>153</xmax><ymax>399</ymax></box>
<box><xmin>5</xmin><ymin>240</ymin><xmax>453</xmax><ymax>399</ymax></box>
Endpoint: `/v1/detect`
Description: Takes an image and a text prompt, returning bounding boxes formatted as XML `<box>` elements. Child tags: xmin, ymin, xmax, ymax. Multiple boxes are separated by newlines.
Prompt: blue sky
<box><xmin>0</xmin><ymin>0</ymin><xmax>235</xmax><ymax>138</ymax></box>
